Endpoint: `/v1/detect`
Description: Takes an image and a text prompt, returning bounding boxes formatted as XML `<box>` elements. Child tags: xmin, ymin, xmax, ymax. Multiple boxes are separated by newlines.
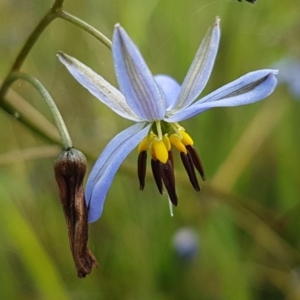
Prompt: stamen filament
<box><xmin>155</xmin><ymin>121</ymin><xmax>163</xmax><ymax>140</ymax></box>
<box><xmin>170</xmin><ymin>123</ymin><xmax>183</xmax><ymax>138</ymax></box>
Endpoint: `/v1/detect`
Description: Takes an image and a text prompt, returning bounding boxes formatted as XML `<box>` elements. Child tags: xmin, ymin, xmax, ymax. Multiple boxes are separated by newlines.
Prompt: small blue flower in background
<box><xmin>172</xmin><ymin>227</ymin><xmax>199</xmax><ymax>261</ymax></box>
<box><xmin>273</xmin><ymin>57</ymin><xmax>300</xmax><ymax>99</ymax></box>
<box><xmin>58</xmin><ymin>17</ymin><xmax>278</xmax><ymax>223</ymax></box>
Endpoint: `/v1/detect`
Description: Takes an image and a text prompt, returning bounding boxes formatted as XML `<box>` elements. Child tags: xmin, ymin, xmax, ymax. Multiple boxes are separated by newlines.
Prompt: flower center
<box><xmin>137</xmin><ymin>121</ymin><xmax>205</xmax><ymax>208</ymax></box>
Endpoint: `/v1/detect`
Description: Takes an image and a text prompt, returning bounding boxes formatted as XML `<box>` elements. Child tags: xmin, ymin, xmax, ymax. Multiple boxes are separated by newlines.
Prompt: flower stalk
<box><xmin>8</xmin><ymin>72</ymin><xmax>72</xmax><ymax>149</ymax></box>
<box><xmin>0</xmin><ymin>0</ymin><xmax>111</xmax><ymax>146</ymax></box>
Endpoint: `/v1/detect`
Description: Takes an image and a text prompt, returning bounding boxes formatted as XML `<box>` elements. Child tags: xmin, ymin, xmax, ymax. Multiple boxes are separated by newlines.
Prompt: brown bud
<box><xmin>54</xmin><ymin>148</ymin><xmax>98</xmax><ymax>278</ymax></box>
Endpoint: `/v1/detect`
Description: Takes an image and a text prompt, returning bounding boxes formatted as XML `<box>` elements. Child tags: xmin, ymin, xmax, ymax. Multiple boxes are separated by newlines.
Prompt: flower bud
<box><xmin>54</xmin><ymin>148</ymin><xmax>98</xmax><ymax>278</ymax></box>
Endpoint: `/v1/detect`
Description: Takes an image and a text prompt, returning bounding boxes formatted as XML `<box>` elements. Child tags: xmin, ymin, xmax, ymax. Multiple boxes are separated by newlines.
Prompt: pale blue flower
<box><xmin>58</xmin><ymin>17</ymin><xmax>278</xmax><ymax>222</ymax></box>
<box><xmin>172</xmin><ymin>228</ymin><xmax>199</xmax><ymax>261</ymax></box>
<box><xmin>273</xmin><ymin>57</ymin><xmax>300</xmax><ymax>99</ymax></box>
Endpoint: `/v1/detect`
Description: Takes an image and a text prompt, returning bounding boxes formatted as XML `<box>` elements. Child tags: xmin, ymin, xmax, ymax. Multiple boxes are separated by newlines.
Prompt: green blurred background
<box><xmin>1</xmin><ymin>0</ymin><xmax>300</xmax><ymax>299</ymax></box>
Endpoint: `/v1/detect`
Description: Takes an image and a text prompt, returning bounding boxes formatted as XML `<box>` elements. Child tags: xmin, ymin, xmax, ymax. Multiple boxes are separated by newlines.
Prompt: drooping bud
<box><xmin>54</xmin><ymin>148</ymin><xmax>98</xmax><ymax>278</ymax></box>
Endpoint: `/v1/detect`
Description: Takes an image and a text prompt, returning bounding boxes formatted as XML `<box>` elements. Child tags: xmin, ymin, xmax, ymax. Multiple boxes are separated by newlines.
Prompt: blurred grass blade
<box><xmin>212</xmin><ymin>96</ymin><xmax>289</xmax><ymax>191</ymax></box>
<box><xmin>0</xmin><ymin>82</ymin><xmax>61</xmax><ymax>144</ymax></box>
<box><xmin>0</xmin><ymin>145</ymin><xmax>61</xmax><ymax>166</ymax></box>
<box><xmin>0</xmin><ymin>180</ymin><xmax>70</xmax><ymax>299</ymax></box>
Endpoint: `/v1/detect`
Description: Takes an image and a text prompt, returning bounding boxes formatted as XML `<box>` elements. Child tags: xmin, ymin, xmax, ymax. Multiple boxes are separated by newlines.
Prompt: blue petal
<box><xmin>170</xmin><ymin>17</ymin><xmax>220</xmax><ymax>112</ymax></box>
<box><xmin>154</xmin><ymin>75</ymin><xmax>181</xmax><ymax>109</ymax></box>
<box><xmin>57</xmin><ymin>52</ymin><xmax>141</xmax><ymax>122</ymax></box>
<box><xmin>168</xmin><ymin>70</ymin><xmax>278</xmax><ymax>122</ymax></box>
<box><xmin>85</xmin><ymin>122</ymin><xmax>151</xmax><ymax>222</ymax></box>
<box><xmin>113</xmin><ymin>25</ymin><xmax>166</xmax><ymax>121</ymax></box>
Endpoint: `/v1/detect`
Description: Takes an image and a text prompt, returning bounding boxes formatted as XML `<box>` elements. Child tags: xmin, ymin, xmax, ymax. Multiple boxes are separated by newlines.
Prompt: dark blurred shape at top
<box><xmin>238</xmin><ymin>0</ymin><xmax>256</xmax><ymax>3</ymax></box>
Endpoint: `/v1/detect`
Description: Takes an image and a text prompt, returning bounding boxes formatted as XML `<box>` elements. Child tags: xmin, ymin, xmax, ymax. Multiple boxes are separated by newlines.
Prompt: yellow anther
<box><xmin>180</xmin><ymin>131</ymin><xmax>194</xmax><ymax>146</ymax></box>
<box><xmin>170</xmin><ymin>134</ymin><xmax>187</xmax><ymax>154</ymax></box>
<box><xmin>163</xmin><ymin>134</ymin><xmax>171</xmax><ymax>151</ymax></box>
<box><xmin>138</xmin><ymin>132</ymin><xmax>155</xmax><ymax>153</ymax></box>
<box><xmin>151</xmin><ymin>147</ymin><xmax>157</xmax><ymax>160</ymax></box>
<box><xmin>138</xmin><ymin>136</ymin><xmax>149</xmax><ymax>153</ymax></box>
<box><xmin>152</xmin><ymin>139</ymin><xmax>168</xmax><ymax>163</ymax></box>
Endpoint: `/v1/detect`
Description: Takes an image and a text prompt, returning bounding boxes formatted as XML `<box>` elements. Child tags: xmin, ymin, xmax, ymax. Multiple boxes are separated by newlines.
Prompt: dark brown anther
<box><xmin>186</xmin><ymin>145</ymin><xmax>206</xmax><ymax>181</ymax></box>
<box><xmin>138</xmin><ymin>151</ymin><xmax>147</xmax><ymax>190</ymax></box>
<box><xmin>180</xmin><ymin>152</ymin><xmax>200</xmax><ymax>191</ymax></box>
<box><xmin>54</xmin><ymin>148</ymin><xmax>98</xmax><ymax>278</ymax></box>
<box><xmin>151</xmin><ymin>158</ymin><xmax>163</xmax><ymax>194</ymax></box>
<box><xmin>168</xmin><ymin>150</ymin><xmax>174</xmax><ymax>167</ymax></box>
<box><xmin>160</xmin><ymin>160</ymin><xmax>178</xmax><ymax>206</ymax></box>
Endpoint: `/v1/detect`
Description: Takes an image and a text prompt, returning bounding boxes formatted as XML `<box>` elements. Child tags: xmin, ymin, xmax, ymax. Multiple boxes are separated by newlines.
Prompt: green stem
<box><xmin>52</xmin><ymin>0</ymin><xmax>64</xmax><ymax>10</ymax></box>
<box><xmin>9</xmin><ymin>72</ymin><xmax>73</xmax><ymax>149</ymax></box>
<box><xmin>0</xmin><ymin>0</ymin><xmax>111</xmax><ymax>148</ymax></box>
<box><xmin>57</xmin><ymin>11</ymin><xmax>112</xmax><ymax>50</ymax></box>
<box><xmin>0</xmin><ymin>1</ymin><xmax>65</xmax><ymax>100</ymax></box>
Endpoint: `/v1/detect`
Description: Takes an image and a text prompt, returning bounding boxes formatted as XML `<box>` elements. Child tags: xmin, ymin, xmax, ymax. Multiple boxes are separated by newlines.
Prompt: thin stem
<box><xmin>0</xmin><ymin>0</ymin><xmax>111</xmax><ymax>148</ymax></box>
<box><xmin>0</xmin><ymin>1</ymin><xmax>112</xmax><ymax>102</ymax></box>
<box><xmin>57</xmin><ymin>11</ymin><xmax>112</xmax><ymax>50</ymax></box>
<box><xmin>0</xmin><ymin>2</ymin><xmax>64</xmax><ymax>100</ymax></box>
<box><xmin>52</xmin><ymin>0</ymin><xmax>65</xmax><ymax>10</ymax></box>
<box><xmin>9</xmin><ymin>72</ymin><xmax>73</xmax><ymax>149</ymax></box>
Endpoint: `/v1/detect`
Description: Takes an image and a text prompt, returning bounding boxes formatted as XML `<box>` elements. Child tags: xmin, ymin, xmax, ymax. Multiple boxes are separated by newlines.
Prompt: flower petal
<box><xmin>113</xmin><ymin>25</ymin><xmax>166</xmax><ymax>121</ymax></box>
<box><xmin>57</xmin><ymin>52</ymin><xmax>141</xmax><ymax>121</ymax></box>
<box><xmin>85</xmin><ymin>122</ymin><xmax>151</xmax><ymax>222</ymax></box>
<box><xmin>168</xmin><ymin>70</ymin><xmax>278</xmax><ymax>122</ymax></box>
<box><xmin>154</xmin><ymin>75</ymin><xmax>181</xmax><ymax>109</ymax></box>
<box><xmin>170</xmin><ymin>17</ymin><xmax>221</xmax><ymax>112</ymax></box>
